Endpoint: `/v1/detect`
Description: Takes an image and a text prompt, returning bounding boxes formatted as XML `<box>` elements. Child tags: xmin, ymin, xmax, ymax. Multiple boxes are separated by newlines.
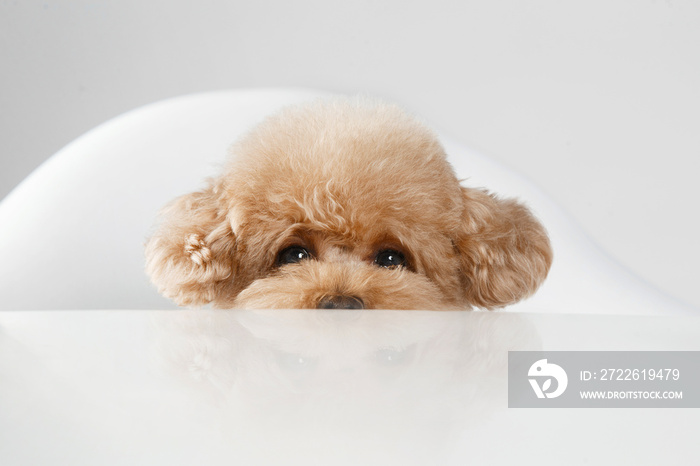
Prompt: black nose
<box><xmin>317</xmin><ymin>295</ymin><xmax>364</xmax><ymax>310</ymax></box>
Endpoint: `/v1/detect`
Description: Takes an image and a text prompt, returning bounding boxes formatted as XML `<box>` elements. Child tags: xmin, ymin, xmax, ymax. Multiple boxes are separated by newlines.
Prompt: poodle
<box><xmin>145</xmin><ymin>98</ymin><xmax>552</xmax><ymax>310</ymax></box>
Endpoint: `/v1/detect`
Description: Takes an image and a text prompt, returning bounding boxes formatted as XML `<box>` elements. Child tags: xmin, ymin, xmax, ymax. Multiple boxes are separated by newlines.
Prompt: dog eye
<box><xmin>277</xmin><ymin>246</ymin><xmax>311</xmax><ymax>265</ymax></box>
<box><xmin>374</xmin><ymin>249</ymin><xmax>406</xmax><ymax>269</ymax></box>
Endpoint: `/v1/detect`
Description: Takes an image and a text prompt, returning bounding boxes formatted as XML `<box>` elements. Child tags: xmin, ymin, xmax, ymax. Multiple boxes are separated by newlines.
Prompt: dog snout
<box><xmin>317</xmin><ymin>295</ymin><xmax>365</xmax><ymax>310</ymax></box>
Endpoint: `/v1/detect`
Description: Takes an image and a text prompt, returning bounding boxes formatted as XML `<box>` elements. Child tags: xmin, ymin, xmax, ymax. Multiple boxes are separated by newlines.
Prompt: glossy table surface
<box><xmin>1</xmin><ymin>309</ymin><xmax>698</xmax><ymax>465</ymax></box>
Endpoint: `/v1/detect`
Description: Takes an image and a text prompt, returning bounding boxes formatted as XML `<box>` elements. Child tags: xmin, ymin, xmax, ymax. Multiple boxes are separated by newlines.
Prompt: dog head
<box><xmin>145</xmin><ymin>98</ymin><xmax>552</xmax><ymax>310</ymax></box>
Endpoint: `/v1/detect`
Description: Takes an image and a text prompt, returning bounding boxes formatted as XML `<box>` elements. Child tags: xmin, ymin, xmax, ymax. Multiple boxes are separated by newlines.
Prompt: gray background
<box><xmin>1</xmin><ymin>0</ymin><xmax>699</xmax><ymax>308</ymax></box>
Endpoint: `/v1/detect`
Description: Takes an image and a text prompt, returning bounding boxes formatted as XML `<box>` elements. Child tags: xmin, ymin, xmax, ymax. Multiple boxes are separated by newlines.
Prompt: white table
<box><xmin>1</xmin><ymin>309</ymin><xmax>698</xmax><ymax>465</ymax></box>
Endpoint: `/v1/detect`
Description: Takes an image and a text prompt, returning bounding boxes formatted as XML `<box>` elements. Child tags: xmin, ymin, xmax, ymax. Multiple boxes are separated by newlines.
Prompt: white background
<box><xmin>1</xmin><ymin>0</ymin><xmax>698</xmax><ymax>308</ymax></box>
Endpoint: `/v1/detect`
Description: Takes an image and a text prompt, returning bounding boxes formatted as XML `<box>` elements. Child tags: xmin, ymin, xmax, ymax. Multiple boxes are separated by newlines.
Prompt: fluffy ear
<box><xmin>455</xmin><ymin>187</ymin><xmax>552</xmax><ymax>309</ymax></box>
<box><xmin>145</xmin><ymin>181</ymin><xmax>237</xmax><ymax>307</ymax></box>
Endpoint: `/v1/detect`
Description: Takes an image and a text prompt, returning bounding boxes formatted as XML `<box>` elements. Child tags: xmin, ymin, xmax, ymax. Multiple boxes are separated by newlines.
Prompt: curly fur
<box><xmin>145</xmin><ymin>97</ymin><xmax>552</xmax><ymax>310</ymax></box>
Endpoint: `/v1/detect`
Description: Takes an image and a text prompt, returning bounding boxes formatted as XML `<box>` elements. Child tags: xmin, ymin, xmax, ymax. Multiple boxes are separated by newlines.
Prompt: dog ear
<box><xmin>454</xmin><ymin>187</ymin><xmax>552</xmax><ymax>309</ymax></box>
<box><xmin>145</xmin><ymin>181</ymin><xmax>237</xmax><ymax>307</ymax></box>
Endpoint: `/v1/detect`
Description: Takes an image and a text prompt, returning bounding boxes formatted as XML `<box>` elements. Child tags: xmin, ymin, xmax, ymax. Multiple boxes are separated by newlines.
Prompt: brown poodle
<box><xmin>145</xmin><ymin>98</ymin><xmax>552</xmax><ymax>310</ymax></box>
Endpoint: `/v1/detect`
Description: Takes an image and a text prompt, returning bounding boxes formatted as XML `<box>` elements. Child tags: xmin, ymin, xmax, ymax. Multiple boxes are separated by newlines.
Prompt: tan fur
<box><xmin>145</xmin><ymin>97</ymin><xmax>553</xmax><ymax>310</ymax></box>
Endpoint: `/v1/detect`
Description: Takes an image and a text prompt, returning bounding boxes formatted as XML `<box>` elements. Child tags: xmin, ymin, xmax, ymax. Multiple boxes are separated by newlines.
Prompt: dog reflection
<box><xmin>154</xmin><ymin>310</ymin><xmax>539</xmax><ymax>465</ymax></box>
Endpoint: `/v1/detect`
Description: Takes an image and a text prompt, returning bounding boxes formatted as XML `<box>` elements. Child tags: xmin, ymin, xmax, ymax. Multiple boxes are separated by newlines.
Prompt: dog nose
<box><xmin>317</xmin><ymin>295</ymin><xmax>364</xmax><ymax>310</ymax></box>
